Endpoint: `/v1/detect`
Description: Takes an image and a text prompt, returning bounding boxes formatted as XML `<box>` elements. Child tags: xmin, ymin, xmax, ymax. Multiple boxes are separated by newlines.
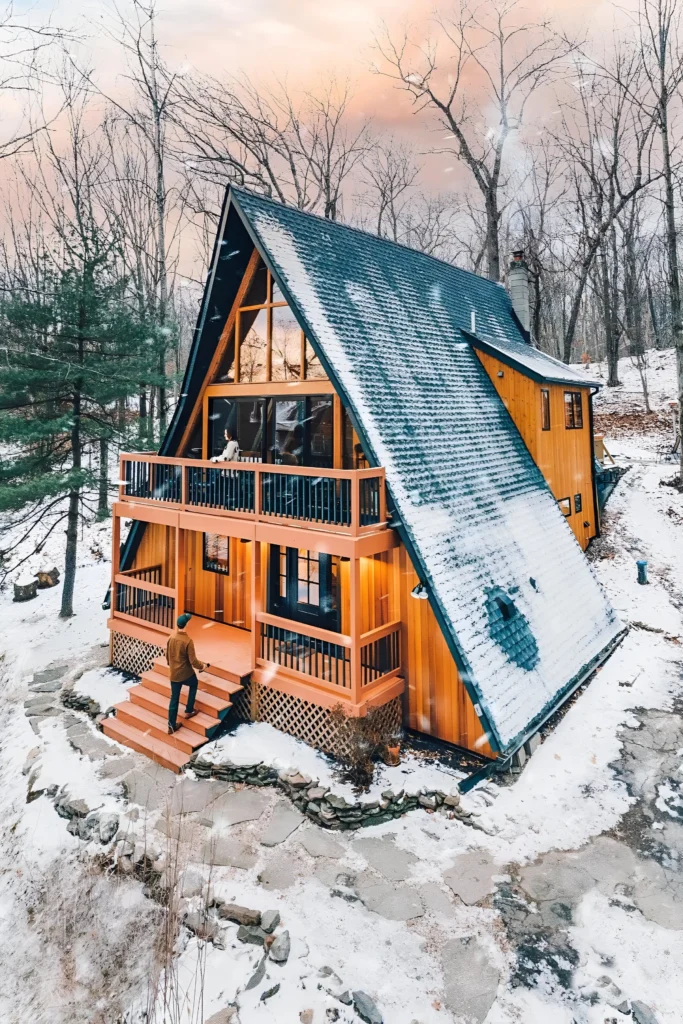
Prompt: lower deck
<box><xmin>109</xmin><ymin>507</ymin><xmax>493</xmax><ymax>763</ymax></box>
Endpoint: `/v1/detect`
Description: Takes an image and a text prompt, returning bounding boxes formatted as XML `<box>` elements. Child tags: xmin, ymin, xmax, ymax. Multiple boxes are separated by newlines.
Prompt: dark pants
<box><xmin>168</xmin><ymin>674</ymin><xmax>198</xmax><ymax>728</ymax></box>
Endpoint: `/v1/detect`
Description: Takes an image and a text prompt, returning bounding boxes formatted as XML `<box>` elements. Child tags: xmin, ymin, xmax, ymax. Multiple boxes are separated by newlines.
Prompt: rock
<box><xmin>307</xmin><ymin>787</ymin><xmax>328</xmax><ymax>801</ymax></box>
<box><xmin>204</xmin><ymin>788</ymin><xmax>270</xmax><ymax>827</ymax></box>
<box><xmin>443</xmin><ymin>851</ymin><xmax>497</xmax><ymax>906</ymax></box>
<box><xmin>260</xmin><ymin>802</ymin><xmax>305</xmax><ymax>846</ymax></box>
<box><xmin>299</xmin><ymin>828</ymin><xmax>345</xmax><ymax>859</ymax></box>
<box><xmin>613</xmin><ymin>1001</ymin><xmax>631</xmax><ymax>1015</ymax></box>
<box><xmin>418</xmin><ymin>793</ymin><xmax>438</xmax><ymax>810</ymax></box>
<box><xmin>260</xmin><ymin>983</ymin><xmax>280</xmax><ymax>1002</ymax></box>
<box><xmin>443</xmin><ymin>793</ymin><xmax>460</xmax><ymax>808</ymax></box>
<box><xmin>56</xmin><ymin>795</ymin><xmax>90</xmax><ymax>820</ymax></box>
<box><xmin>353</xmin><ymin>836</ymin><xmax>417</xmax><ymax>882</ymax></box>
<box><xmin>245</xmin><ymin>956</ymin><xmax>267</xmax><ymax>990</ymax></box>
<box><xmin>22</xmin><ymin>748</ymin><xmax>40</xmax><ymax>776</ymax></box>
<box><xmin>217</xmin><ymin>904</ymin><xmax>261</xmax><ymax>927</ymax></box>
<box><xmin>512</xmin><ymin>747</ymin><xmax>526</xmax><ymax>768</ymax></box>
<box><xmin>524</xmin><ymin>732</ymin><xmax>542</xmax><ymax>756</ymax></box>
<box><xmin>632</xmin><ymin>1002</ymin><xmax>660</xmax><ymax>1024</ymax></box>
<box><xmin>353</xmin><ymin>991</ymin><xmax>383</xmax><ymax>1024</ymax></box>
<box><xmin>441</xmin><ymin>936</ymin><xmax>500</xmax><ymax>1023</ymax></box>
<box><xmin>269</xmin><ymin>929</ymin><xmax>290</xmax><ymax>963</ymax></box>
<box><xmin>205</xmin><ymin>1008</ymin><xmax>237</xmax><ymax>1024</ymax></box>
<box><xmin>237</xmin><ymin>924</ymin><xmax>267</xmax><ymax>946</ymax></box>
<box><xmin>326</xmin><ymin>1011</ymin><xmax>340</xmax><ymax>1022</ymax></box>
<box><xmin>300</xmin><ymin>1012</ymin><xmax>314</xmax><ymax>1024</ymax></box>
<box><xmin>325</xmin><ymin>794</ymin><xmax>349</xmax><ymax>810</ymax></box>
<box><xmin>29</xmin><ymin>679</ymin><xmax>63</xmax><ymax>693</ymax></box>
<box><xmin>204</xmin><ymin>837</ymin><xmax>257</xmax><ymax>870</ymax></box>
<box><xmin>32</xmin><ymin>666</ymin><xmax>68</xmax><ymax>685</ymax></box>
<box><xmin>257</xmin><ymin>853</ymin><xmax>299</xmax><ymax>890</ymax></box>
<box><xmin>183</xmin><ymin>911</ymin><xmax>219</xmax><ymax>944</ymax></box>
<box><xmin>260</xmin><ymin>909</ymin><xmax>280</xmax><ymax>934</ymax></box>
<box><xmin>114</xmin><ymin>837</ymin><xmax>135</xmax><ymax>859</ymax></box>
<box><xmin>98</xmin><ymin>813</ymin><xmax>119</xmax><ymax>844</ymax></box>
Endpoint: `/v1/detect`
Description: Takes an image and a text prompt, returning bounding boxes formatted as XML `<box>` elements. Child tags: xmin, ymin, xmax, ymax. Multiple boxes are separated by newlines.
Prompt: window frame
<box><xmin>203</xmin><ymin>533</ymin><xmax>230</xmax><ymax>576</ymax></box>
<box><xmin>558</xmin><ymin>497</ymin><xmax>572</xmax><ymax>517</ymax></box>
<box><xmin>574</xmin><ymin>493</ymin><xmax>582</xmax><ymax>514</ymax></box>
<box><xmin>564</xmin><ymin>390</ymin><xmax>584</xmax><ymax>429</ymax></box>
<box><xmin>541</xmin><ymin>388</ymin><xmax>551</xmax><ymax>431</ymax></box>
<box><xmin>235</xmin><ymin>266</ymin><xmax>324</xmax><ymax>384</ymax></box>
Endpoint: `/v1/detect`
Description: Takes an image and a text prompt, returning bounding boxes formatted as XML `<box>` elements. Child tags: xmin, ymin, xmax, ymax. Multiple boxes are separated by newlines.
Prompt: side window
<box><xmin>558</xmin><ymin>497</ymin><xmax>571</xmax><ymax>517</ymax></box>
<box><xmin>203</xmin><ymin>533</ymin><xmax>230</xmax><ymax>575</ymax></box>
<box><xmin>564</xmin><ymin>391</ymin><xmax>583</xmax><ymax>429</ymax></box>
<box><xmin>574</xmin><ymin>493</ymin><xmax>582</xmax><ymax>514</ymax></box>
<box><xmin>541</xmin><ymin>388</ymin><xmax>551</xmax><ymax>431</ymax></box>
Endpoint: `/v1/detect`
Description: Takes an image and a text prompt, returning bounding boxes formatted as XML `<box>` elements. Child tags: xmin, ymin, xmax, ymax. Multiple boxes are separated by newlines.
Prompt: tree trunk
<box><xmin>647</xmin><ymin>277</ymin><xmax>664</xmax><ymax>349</ymax></box>
<box><xmin>660</xmin><ymin>101</ymin><xmax>683</xmax><ymax>477</ymax></box>
<box><xmin>485</xmin><ymin>193</ymin><xmax>501</xmax><ymax>282</ymax></box>
<box><xmin>60</xmin><ymin>390</ymin><xmax>80</xmax><ymax>618</ymax></box>
<box><xmin>98</xmin><ymin>436</ymin><xmax>110</xmax><ymax>519</ymax></box>
<box><xmin>602</xmin><ymin>243</ymin><xmax>620</xmax><ymax>387</ymax></box>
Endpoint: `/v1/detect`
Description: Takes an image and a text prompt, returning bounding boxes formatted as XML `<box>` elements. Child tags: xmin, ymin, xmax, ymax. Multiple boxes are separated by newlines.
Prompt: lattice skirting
<box><xmin>239</xmin><ymin>679</ymin><xmax>403</xmax><ymax>760</ymax></box>
<box><xmin>111</xmin><ymin>631</ymin><xmax>164</xmax><ymax>677</ymax></box>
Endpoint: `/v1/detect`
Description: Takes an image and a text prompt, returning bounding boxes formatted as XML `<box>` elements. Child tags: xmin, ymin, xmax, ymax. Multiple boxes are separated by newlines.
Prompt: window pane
<box><xmin>558</xmin><ymin>497</ymin><xmax>571</xmax><ymax>516</ymax></box>
<box><xmin>308</xmin><ymin>583</ymin><xmax>319</xmax><ymax>606</ymax></box>
<box><xmin>298</xmin><ymin>579</ymin><xmax>308</xmax><ymax>603</ymax></box>
<box><xmin>307</xmin><ymin>397</ymin><xmax>333</xmax><ymax>468</ymax></box>
<box><xmin>273</xmin><ymin>399</ymin><xmax>304</xmax><ymax>464</ymax></box>
<box><xmin>213</xmin><ymin>325</ymin><xmax>235</xmax><ymax>383</ymax></box>
<box><xmin>564</xmin><ymin>392</ymin><xmax>574</xmax><ymax>429</ymax></box>
<box><xmin>271</xmin><ymin>306</ymin><xmax>302</xmax><ymax>381</ymax></box>
<box><xmin>541</xmin><ymin>389</ymin><xmax>550</xmax><ymax>431</ymax></box>
<box><xmin>573</xmin><ymin>392</ymin><xmax>583</xmax><ymax>428</ymax></box>
<box><xmin>304</xmin><ymin>338</ymin><xmax>327</xmax><ymax>380</ymax></box>
<box><xmin>236</xmin><ymin>400</ymin><xmax>265</xmax><ymax>461</ymax></box>
<box><xmin>574</xmin><ymin>493</ymin><xmax>583</xmax><ymax>513</ymax></box>
<box><xmin>208</xmin><ymin>398</ymin><xmax>238</xmax><ymax>458</ymax></box>
<box><xmin>239</xmin><ymin>308</ymin><xmax>268</xmax><ymax>382</ymax></box>
<box><xmin>243</xmin><ymin>262</ymin><xmax>267</xmax><ymax>307</ymax></box>
<box><xmin>204</xmin><ymin>533</ymin><xmax>230</xmax><ymax>574</ymax></box>
<box><xmin>271</xmin><ymin>276</ymin><xmax>285</xmax><ymax>303</ymax></box>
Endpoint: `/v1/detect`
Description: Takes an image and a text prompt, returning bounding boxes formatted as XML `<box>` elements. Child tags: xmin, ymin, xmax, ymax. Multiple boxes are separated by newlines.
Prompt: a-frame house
<box><xmin>104</xmin><ymin>187</ymin><xmax>624</xmax><ymax>772</ymax></box>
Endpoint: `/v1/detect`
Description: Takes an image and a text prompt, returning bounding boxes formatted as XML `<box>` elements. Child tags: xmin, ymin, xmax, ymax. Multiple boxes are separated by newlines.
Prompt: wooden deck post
<box><xmin>175</xmin><ymin>526</ymin><xmax>186</xmax><ymax>619</ymax></box>
<box><xmin>112</xmin><ymin>512</ymin><xmax>121</xmax><ymax>607</ymax></box>
<box><xmin>251</xmin><ymin>539</ymin><xmax>262</xmax><ymax>672</ymax></box>
<box><xmin>349</xmin><ymin>553</ymin><xmax>362</xmax><ymax>706</ymax></box>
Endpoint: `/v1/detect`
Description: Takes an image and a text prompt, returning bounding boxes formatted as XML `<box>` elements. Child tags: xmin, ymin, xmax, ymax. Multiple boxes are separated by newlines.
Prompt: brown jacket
<box><xmin>166</xmin><ymin>630</ymin><xmax>206</xmax><ymax>683</ymax></box>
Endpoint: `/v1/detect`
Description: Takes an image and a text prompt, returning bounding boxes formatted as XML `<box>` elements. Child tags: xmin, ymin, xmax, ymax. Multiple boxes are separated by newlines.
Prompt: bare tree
<box><xmin>174</xmin><ymin>73</ymin><xmax>371</xmax><ymax>224</ymax></box>
<box><xmin>376</xmin><ymin>0</ymin><xmax>576</xmax><ymax>280</ymax></box>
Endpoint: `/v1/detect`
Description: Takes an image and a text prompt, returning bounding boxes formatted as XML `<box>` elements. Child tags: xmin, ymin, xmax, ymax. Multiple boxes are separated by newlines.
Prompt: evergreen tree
<box><xmin>0</xmin><ymin>227</ymin><xmax>165</xmax><ymax>616</ymax></box>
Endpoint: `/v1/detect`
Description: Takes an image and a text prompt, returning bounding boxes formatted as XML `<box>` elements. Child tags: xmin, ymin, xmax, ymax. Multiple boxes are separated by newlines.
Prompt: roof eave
<box><xmin>463</xmin><ymin>330</ymin><xmax>602</xmax><ymax>389</ymax></box>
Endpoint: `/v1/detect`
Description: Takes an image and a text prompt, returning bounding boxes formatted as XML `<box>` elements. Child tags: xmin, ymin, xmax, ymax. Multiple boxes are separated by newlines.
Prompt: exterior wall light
<box><xmin>411</xmin><ymin>582</ymin><xmax>429</xmax><ymax>600</ymax></box>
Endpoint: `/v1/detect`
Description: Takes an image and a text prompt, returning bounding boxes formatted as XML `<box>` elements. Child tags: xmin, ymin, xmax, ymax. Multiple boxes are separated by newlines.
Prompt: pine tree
<box><xmin>0</xmin><ymin>228</ymin><xmax>165</xmax><ymax>616</ymax></box>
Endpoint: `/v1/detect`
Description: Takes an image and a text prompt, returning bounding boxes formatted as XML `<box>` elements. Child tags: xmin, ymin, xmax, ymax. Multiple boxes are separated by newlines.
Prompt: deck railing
<box><xmin>118</xmin><ymin>454</ymin><xmax>386</xmax><ymax>535</ymax></box>
<box><xmin>360</xmin><ymin>622</ymin><xmax>401</xmax><ymax>687</ymax></box>
<box><xmin>114</xmin><ymin>579</ymin><xmax>175</xmax><ymax>629</ymax></box>
<box><xmin>259</xmin><ymin>620</ymin><xmax>351</xmax><ymax>689</ymax></box>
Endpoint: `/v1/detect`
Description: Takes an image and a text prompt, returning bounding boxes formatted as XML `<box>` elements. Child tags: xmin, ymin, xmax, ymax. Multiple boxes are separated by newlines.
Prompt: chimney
<box><xmin>508</xmin><ymin>250</ymin><xmax>530</xmax><ymax>338</ymax></box>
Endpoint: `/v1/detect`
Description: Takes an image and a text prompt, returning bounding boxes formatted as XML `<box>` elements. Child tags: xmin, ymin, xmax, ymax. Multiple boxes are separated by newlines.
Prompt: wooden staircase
<box><xmin>103</xmin><ymin>657</ymin><xmax>245</xmax><ymax>773</ymax></box>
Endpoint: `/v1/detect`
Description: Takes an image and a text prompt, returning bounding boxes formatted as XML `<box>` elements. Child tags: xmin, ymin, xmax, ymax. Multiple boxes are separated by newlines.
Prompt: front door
<box><xmin>184</xmin><ymin>531</ymin><xmax>252</xmax><ymax>629</ymax></box>
<box><xmin>268</xmin><ymin>545</ymin><xmax>339</xmax><ymax>632</ymax></box>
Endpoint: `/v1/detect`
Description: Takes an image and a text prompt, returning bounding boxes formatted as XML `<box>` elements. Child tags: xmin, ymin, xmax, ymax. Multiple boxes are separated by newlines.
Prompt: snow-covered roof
<box><xmin>183</xmin><ymin>188</ymin><xmax>623</xmax><ymax>754</ymax></box>
<box><xmin>464</xmin><ymin>329</ymin><xmax>602</xmax><ymax>387</ymax></box>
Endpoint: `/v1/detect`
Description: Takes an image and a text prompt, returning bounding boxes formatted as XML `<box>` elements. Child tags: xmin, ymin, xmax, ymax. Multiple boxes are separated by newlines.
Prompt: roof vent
<box><xmin>508</xmin><ymin>250</ymin><xmax>530</xmax><ymax>338</ymax></box>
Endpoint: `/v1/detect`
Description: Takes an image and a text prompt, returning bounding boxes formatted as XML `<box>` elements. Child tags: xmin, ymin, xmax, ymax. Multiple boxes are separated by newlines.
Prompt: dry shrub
<box><xmin>330</xmin><ymin>704</ymin><xmax>402</xmax><ymax>793</ymax></box>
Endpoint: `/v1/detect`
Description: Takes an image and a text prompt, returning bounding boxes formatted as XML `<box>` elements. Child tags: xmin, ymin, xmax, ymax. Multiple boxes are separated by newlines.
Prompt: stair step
<box><xmin>102</xmin><ymin>717</ymin><xmax>189</xmax><ymax>773</ymax></box>
<box><xmin>114</xmin><ymin>701</ymin><xmax>207</xmax><ymax>754</ymax></box>
<box><xmin>140</xmin><ymin>670</ymin><xmax>233</xmax><ymax>718</ymax></box>
<box><xmin>128</xmin><ymin>685</ymin><xmax>220</xmax><ymax>737</ymax></box>
<box><xmin>154</xmin><ymin>655</ymin><xmax>246</xmax><ymax>686</ymax></box>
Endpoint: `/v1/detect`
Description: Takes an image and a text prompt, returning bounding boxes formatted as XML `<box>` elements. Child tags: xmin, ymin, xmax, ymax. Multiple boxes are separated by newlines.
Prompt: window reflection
<box><xmin>271</xmin><ymin>305</ymin><xmax>302</xmax><ymax>381</ymax></box>
<box><xmin>238</xmin><ymin>308</ymin><xmax>268</xmax><ymax>382</ymax></box>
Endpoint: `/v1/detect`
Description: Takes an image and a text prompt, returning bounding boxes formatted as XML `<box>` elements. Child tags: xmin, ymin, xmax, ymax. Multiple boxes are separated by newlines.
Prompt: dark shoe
<box><xmin>168</xmin><ymin>723</ymin><xmax>180</xmax><ymax>734</ymax></box>
<box><xmin>185</xmin><ymin>709</ymin><xmax>199</xmax><ymax>720</ymax></box>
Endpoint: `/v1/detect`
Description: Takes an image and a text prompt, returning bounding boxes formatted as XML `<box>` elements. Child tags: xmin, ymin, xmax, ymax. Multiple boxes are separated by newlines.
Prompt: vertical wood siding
<box><xmin>397</xmin><ymin>546</ymin><xmax>493</xmax><ymax>756</ymax></box>
<box><xmin>184</xmin><ymin>532</ymin><xmax>252</xmax><ymax>628</ymax></box>
<box><xmin>475</xmin><ymin>351</ymin><xmax>597</xmax><ymax>550</ymax></box>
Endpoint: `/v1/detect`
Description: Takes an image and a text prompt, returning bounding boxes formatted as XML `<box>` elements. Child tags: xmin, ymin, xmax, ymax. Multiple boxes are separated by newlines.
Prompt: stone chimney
<box><xmin>508</xmin><ymin>250</ymin><xmax>530</xmax><ymax>337</ymax></box>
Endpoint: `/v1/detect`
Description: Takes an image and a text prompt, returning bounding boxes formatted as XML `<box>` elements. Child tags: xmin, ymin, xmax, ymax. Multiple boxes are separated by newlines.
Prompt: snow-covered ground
<box><xmin>0</xmin><ymin>351</ymin><xmax>681</xmax><ymax>1024</ymax></box>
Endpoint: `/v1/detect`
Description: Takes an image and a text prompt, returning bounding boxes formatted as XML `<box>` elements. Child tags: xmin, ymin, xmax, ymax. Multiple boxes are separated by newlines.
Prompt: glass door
<box><xmin>268</xmin><ymin>545</ymin><xmax>340</xmax><ymax>631</ymax></box>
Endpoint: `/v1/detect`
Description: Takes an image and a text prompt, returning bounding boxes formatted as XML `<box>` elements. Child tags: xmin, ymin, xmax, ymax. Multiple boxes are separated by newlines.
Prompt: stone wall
<box><xmin>190</xmin><ymin>756</ymin><xmax>476</xmax><ymax>831</ymax></box>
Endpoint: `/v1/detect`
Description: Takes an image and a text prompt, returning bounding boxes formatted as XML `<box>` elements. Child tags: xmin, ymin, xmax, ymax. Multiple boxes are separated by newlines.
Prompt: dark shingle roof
<box><xmin>464</xmin><ymin>329</ymin><xmax>602</xmax><ymax>387</ymax></box>
<box><xmin>207</xmin><ymin>188</ymin><xmax>623</xmax><ymax>752</ymax></box>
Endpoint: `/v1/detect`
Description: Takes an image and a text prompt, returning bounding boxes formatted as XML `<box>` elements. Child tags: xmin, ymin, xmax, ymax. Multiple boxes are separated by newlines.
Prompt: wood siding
<box><xmin>397</xmin><ymin>546</ymin><xmax>492</xmax><ymax>756</ymax></box>
<box><xmin>475</xmin><ymin>351</ymin><xmax>597</xmax><ymax>549</ymax></box>
<box><xmin>184</xmin><ymin>532</ymin><xmax>252</xmax><ymax>629</ymax></box>
<box><xmin>131</xmin><ymin>522</ymin><xmax>176</xmax><ymax>588</ymax></box>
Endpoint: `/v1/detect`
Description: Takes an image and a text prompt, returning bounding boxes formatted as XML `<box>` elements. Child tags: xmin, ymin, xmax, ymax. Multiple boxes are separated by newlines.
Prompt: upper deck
<box><xmin>118</xmin><ymin>452</ymin><xmax>387</xmax><ymax>537</ymax></box>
